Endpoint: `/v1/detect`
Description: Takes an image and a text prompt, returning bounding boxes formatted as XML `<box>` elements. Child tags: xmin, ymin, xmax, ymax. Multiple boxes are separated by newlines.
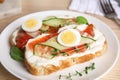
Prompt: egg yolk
<box><xmin>61</xmin><ymin>30</ymin><xmax>76</xmax><ymax>45</ymax></box>
<box><xmin>25</xmin><ymin>19</ymin><xmax>38</xmax><ymax>28</ymax></box>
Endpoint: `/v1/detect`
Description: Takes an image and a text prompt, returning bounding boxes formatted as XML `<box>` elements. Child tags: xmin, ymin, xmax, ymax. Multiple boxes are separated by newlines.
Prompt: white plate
<box><xmin>0</xmin><ymin>10</ymin><xmax>119</xmax><ymax>80</ymax></box>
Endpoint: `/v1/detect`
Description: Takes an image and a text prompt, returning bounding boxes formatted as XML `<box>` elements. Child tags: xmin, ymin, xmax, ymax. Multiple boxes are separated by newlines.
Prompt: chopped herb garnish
<box><xmin>51</xmin><ymin>48</ymin><xmax>60</xmax><ymax>53</ymax></box>
<box><xmin>84</xmin><ymin>67</ymin><xmax>89</xmax><ymax>74</ymax></box>
<box><xmin>59</xmin><ymin>62</ymin><xmax>95</xmax><ymax>80</ymax></box>
<box><xmin>74</xmin><ymin>47</ymin><xmax>80</xmax><ymax>53</ymax></box>
<box><xmin>51</xmin><ymin>53</ymin><xmax>58</xmax><ymax>59</ymax></box>
<box><xmin>75</xmin><ymin>71</ymin><xmax>82</xmax><ymax>76</ymax></box>
<box><xmin>91</xmin><ymin>62</ymin><xmax>95</xmax><ymax>70</ymax></box>
<box><xmin>85</xmin><ymin>43</ymin><xmax>89</xmax><ymax>48</ymax></box>
<box><xmin>66</xmin><ymin>73</ymin><xmax>72</xmax><ymax>80</ymax></box>
<box><xmin>51</xmin><ymin>49</ymin><xmax>69</xmax><ymax>59</ymax></box>
<box><xmin>61</xmin><ymin>52</ymin><xmax>68</xmax><ymax>56</ymax></box>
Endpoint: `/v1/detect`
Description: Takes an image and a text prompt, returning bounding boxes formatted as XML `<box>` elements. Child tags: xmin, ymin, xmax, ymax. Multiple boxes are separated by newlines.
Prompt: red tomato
<box><xmin>28</xmin><ymin>33</ymin><xmax>58</xmax><ymax>50</ymax></box>
<box><xmin>16</xmin><ymin>32</ymin><xmax>32</xmax><ymax>49</ymax></box>
<box><xmin>60</xmin><ymin>44</ymin><xmax>88</xmax><ymax>55</ymax></box>
<box><xmin>83</xmin><ymin>24</ymin><xmax>94</xmax><ymax>37</ymax></box>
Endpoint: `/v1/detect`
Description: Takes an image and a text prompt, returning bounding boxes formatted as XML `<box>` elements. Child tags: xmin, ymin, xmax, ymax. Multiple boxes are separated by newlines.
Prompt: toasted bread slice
<box><xmin>24</xmin><ymin>42</ymin><xmax>107</xmax><ymax>76</ymax></box>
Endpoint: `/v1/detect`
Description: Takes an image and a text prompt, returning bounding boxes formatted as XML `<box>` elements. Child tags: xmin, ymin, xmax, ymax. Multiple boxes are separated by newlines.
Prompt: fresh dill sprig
<box><xmin>59</xmin><ymin>75</ymin><xmax>62</xmax><ymax>79</ymax></box>
<box><xmin>59</xmin><ymin>62</ymin><xmax>95</xmax><ymax>80</ymax></box>
<box><xmin>75</xmin><ymin>71</ymin><xmax>82</xmax><ymax>76</ymax></box>
<box><xmin>66</xmin><ymin>73</ymin><xmax>72</xmax><ymax>80</ymax></box>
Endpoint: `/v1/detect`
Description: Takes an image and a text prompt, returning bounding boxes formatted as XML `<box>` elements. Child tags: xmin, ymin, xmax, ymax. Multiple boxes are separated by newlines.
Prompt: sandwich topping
<box><xmin>25</xmin><ymin>23</ymin><xmax>105</xmax><ymax>66</ymax></box>
<box><xmin>10</xmin><ymin>15</ymin><xmax>106</xmax><ymax>75</ymax></box>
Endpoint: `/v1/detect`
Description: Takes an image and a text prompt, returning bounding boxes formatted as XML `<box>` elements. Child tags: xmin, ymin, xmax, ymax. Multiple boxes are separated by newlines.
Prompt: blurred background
<box><xmin>0</xmin><ymin>0</ymin><xmax>71</xmax><ymax>19</ymax></box>
<box><xmin>0</xmin><ymin>0</ymin><xmax>120</xmax><ymax>20</ymax></box>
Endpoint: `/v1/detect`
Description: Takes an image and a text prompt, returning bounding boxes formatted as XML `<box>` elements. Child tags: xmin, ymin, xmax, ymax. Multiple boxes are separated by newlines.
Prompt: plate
<box><xmin>0</xmin><ymin>10</ymin><xmax>119</xmax><ymax>80</ymax></box>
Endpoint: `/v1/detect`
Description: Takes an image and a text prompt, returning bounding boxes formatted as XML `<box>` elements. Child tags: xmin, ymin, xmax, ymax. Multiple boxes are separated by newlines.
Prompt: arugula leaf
<box><xmin>10</xmin><ymin>46</ymin><xmax>24</xmax><ymax>61</ymax></box>
<box><xmin>76</xmin><ymin>16</ymin><xmax>88</xmax><ymax>24</ymax></box>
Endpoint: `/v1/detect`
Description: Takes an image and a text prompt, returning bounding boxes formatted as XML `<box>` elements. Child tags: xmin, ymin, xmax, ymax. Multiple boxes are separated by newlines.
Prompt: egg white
<box><xmin>57</xmin><ymin>29</ymin><xmax>81</xmax><ymax>47</ymax></box>
<box><xmin>22</xmin><ymin>18</ymin><xmax>42</xmax><ymax>32</ymax></box>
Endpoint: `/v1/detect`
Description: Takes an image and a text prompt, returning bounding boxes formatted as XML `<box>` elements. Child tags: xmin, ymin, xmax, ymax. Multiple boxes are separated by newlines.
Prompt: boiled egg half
<box><xmin>57</xmin><ymin>29</ymin><xmax>81</xmax><ymax>47</ymax></box>
<box><xmin>22</xmin><ymin>18</ymin><xmax>42</xmax><ymax>32</ymax></box>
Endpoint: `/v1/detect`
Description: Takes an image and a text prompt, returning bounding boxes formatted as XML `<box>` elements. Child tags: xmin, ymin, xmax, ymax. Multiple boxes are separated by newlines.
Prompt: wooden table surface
<box><xmin>0</xmin><ymin>0</ymin><xmax>120</xmax><ymax>80</ymax></box>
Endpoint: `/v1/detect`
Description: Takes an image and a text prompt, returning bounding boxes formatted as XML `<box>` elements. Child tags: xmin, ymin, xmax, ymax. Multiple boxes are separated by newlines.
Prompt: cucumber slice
<box><xmin>80</xmin><ymin>36</ymin><xmax>96</xmax><ymax>44</ymax></box>
<box><xmin>40</xmin><ymin>25</ymin><xmax>49</xmax><ymax>32</ymax></box>
<box><xmin>41</xmin><ymin>37</ymin><xmax>66</xmax><ymax>50</ymax></box>
<box><xmin>43</xmin><ymin>18</ymin><xmax>64</xmax><ymax>27</ymax></box>
<box><xmin>44</xmin><ymin>16</ymin><xmax>57</xmax><ymax>20</ymax></box>
<box><xmin>64</xmin><ymin>19</ymin><xmax>76</xmax><ymax>25</ymax></box>
<box><xmin>33</xmin><ymin>44</ymin><xmax>41</xmax><ymax>55</ymax></box>
<box><xmin>42</xmin><ymin>41</ymin><xmax>65</xmax><ymax>50</ymax></box>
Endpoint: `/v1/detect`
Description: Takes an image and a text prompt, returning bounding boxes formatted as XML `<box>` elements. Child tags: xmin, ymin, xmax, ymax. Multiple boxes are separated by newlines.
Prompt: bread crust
<box><xmin>25</xmin><ymin>42</ymin><xmax>107</xmax><ymax>76</ymax></box>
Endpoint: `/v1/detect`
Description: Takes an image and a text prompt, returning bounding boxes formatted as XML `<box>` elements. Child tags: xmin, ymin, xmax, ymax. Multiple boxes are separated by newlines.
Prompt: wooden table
<box><xmin>0</xmin><ymin>0</ymin><xmax>120</xmax><ymax>80</ymax></box>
